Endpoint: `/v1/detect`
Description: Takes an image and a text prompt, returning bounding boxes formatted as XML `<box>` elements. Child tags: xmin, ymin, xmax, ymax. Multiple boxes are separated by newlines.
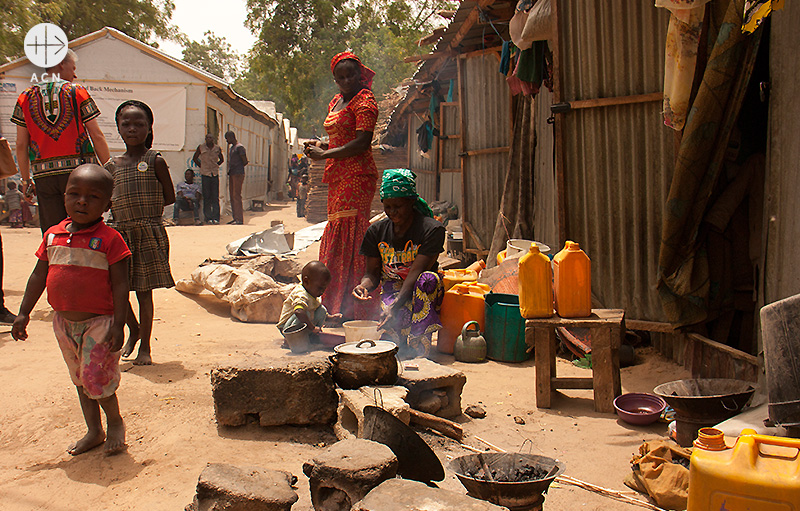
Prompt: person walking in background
<box><xmin>192</xmin><ymin>133</ymin><xmax>223</xmax><ymax>224</ymax></box>
<box><xmin>11</xmin><ymin>49</ymin><xmax>110</xmax><ymax>233</ymax></box>
<box><xmin>106</xmin><ymin>100</ymin><xmax>175</xmax><ymax>366</ymax></box>
<box><xmin>225</xmin><ymin>131</ymin><xmax>247</xmax><ymax>225</ymax></box>
<box><xmin>297</xmin><ymin>174</ymin><xmax>309</xmax><ymax>218</ymax></box>
<box><xmin>171</xmin><ymin>169</ymin><xmax>202</xmax><ymax>225</ymax></box>
<box><xmin>5</xmin><ymin>182</ymin><xmax>24</xmax><ymax>228</ymax></box>
<box><xmin>304</xmin><ymin>51</ymin><xmax>379</xmax><ymax>320</ymax></box>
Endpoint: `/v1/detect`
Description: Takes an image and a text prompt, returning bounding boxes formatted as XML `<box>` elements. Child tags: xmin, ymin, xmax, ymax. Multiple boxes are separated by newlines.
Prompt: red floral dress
<box><xmin>318</xmin><ymin>88</ymin><xmax>379</xmax><ymax>317</ymax></box>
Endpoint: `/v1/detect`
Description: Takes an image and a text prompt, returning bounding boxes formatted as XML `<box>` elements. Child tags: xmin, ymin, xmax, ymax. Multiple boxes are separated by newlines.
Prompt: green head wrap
<box><xmin>380</xmin><ymin>168</ymin><xmax>434</xmax><ymax>217</ymax></box>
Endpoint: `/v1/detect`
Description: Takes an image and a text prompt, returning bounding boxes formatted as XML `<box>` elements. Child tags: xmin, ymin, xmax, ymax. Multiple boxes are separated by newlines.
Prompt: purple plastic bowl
<box><xmin>613</xmin><ymin>393</ymin><xmax>667</xmax><ymax>425</ymax></box>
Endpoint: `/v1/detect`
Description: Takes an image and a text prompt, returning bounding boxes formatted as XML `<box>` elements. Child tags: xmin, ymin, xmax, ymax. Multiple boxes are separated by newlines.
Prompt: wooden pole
<box><xmin>552</xmin><ymin>0</ymin><xmax>567</xmax><ymax>246</ymax></box>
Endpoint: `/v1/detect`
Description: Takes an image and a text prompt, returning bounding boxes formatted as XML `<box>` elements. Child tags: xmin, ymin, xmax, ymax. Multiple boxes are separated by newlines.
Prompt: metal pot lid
<box><xmin>335</xmin><ymin>339</ymin><xmax>397</xmax><ymax>355</ymax></box>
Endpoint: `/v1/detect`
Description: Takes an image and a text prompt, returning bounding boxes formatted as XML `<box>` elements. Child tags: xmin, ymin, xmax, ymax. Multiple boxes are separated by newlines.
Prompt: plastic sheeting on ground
<box><xmin>226</xmin><ymin>221</ymin><xmax>327</xmax><ymax>256</ymax></box>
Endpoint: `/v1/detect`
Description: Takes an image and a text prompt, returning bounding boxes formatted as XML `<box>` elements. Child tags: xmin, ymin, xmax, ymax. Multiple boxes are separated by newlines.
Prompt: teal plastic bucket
<box><xmin>484</xmin><ymin>293</ymin><xmax>530</xmax><ymax>363</ymax></box>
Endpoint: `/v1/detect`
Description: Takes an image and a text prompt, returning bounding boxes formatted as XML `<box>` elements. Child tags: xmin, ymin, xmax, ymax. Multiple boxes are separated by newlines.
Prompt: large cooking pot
<box><xmin>330</xmin><ymin>340</ymin><xmax>399</xmax><ymax>389</ymax></box>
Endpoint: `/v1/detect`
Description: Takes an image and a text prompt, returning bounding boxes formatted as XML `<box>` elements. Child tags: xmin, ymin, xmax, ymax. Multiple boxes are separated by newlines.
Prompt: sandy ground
<box><xmin>0</xmin><ymin>201</ymin><xmax>690</xmax><ymax>510</ymax></box>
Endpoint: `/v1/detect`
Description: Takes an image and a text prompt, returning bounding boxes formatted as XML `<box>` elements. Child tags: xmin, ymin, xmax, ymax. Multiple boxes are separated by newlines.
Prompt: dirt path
<box><xmin>0</xmin><ymin>201</ymin><xmax>689</xmax><ymax>510</ymax></box>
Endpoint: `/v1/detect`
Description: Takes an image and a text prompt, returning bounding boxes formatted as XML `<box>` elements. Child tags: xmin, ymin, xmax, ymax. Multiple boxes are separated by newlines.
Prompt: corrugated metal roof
<box><xmin>558</xmin><ymin>0</ymin><xmax>673</xmax><ymax>321</ymax></box>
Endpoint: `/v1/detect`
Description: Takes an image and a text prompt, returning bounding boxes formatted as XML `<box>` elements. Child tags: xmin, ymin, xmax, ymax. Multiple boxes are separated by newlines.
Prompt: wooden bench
<box><xmin>526</xmin><ymin>309</ymin><xmax>624</xmax><ymax>413</ymax></box>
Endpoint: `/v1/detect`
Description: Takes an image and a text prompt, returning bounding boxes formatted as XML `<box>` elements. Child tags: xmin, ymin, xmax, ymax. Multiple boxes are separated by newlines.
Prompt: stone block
<box><xmin>302</xmin><ymin>439</ymin><xmax>398</xmax><ymax>511</ymax></box>
<box><xmin>211</xmin><ymin>356</ymin><xmax>337</xmax><ymax>426</ymax></box>
<box><xmin>398</xmin><ymin>358</ymin><xmax>466</xmax><ymax>418</ymax></box>
<box><xmin>334</xmin><ymin>386</ymin><xmax>409</xmax><ymax>440</ymax></box>
<box><xmin>352</xmin><ymin>478</ymin><xmax>509</xmax><ymax>510</ymax></box>
<box><xmin>185</xmin><ymin>463</ymin><xmax>298</xmax><ymax>511</ymax></box>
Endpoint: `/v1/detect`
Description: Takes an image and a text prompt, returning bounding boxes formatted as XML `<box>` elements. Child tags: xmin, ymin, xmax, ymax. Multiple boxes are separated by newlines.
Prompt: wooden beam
<box><xmin>552</xmin><ymin>0</ymin><xmax>567</xmax><ymax>246</ymax></box>
<box><xmin>567</xmin><ymin>92</ymin><xmax>662</xmax><ymax>110</ymax></box>
<box><xmin>463</xmin><ymin>220</ymin><xmax>487</xmax><ymax>252</ymax></box>
<box><xmin>626</xmin><ymin>320</ymin><xmax>677</xmax><ymax>333</ymax></box>
<box><xmin>457</xmin><ymin>55</ymin><xmax>469</xmax><ymax>251</ymax></box>
<box><xmin>463</xmin><ymin>146</ymin><xmax>510</xmax><ymax>157</ymax></box>
<box><xmin>404</xmin><ymin>50</ymin><xmax>456</xmax><ymax>63</ymax></box>
<box><xmin>441</xmin><ymin>168</ymin><xmax>461</xmax><ymax>173</ymax></box>
<box><xmin>409</xmin><ymin>168</ymin><xmax>436</xmax><ymax>175</ymax></box>
<box><xmin>459</xmin><ymin>46</ymin><xmax>503</xmax><ymax>59</ymax></box>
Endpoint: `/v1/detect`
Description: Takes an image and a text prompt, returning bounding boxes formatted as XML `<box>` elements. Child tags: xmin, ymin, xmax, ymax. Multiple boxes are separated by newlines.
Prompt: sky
<box><xmin>156</xmin><ymin>0</ymin><xmax>257</xmax><ymax>61</ymax></box>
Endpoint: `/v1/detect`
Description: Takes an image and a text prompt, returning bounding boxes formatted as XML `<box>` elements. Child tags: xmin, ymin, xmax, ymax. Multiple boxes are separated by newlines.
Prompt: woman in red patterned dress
<box><xmin>304</xmin><ymin>52</ymin><xmax>379</xmax><ymax>319</ymax></box>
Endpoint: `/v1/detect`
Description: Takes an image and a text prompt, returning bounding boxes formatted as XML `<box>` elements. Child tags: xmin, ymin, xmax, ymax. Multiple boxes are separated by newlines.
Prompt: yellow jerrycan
<box><xmin>688</xmin><ymin>427</ymin><xmax>800</xmax><ymax>511</ymax></box>
<box><xmin>552</xmin><ymin>241</ymin><xmax>591</xmax><ymax>318</ymax></box>
<box><xmin>518</xmin><ymin>243</ymin><xmax>553</xmax><ymax>318</ymax></box>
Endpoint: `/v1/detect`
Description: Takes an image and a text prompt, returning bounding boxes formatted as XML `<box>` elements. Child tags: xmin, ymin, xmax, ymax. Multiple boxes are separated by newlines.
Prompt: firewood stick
<box><xmin>408</xmin><ymin>409</ymin><xmax>463</xmax><ymax>441</ymax></box>
<box><xmin>474</xmin><ymin>436</ymin><xmax>507</xmax><ymax>453</ymax></box>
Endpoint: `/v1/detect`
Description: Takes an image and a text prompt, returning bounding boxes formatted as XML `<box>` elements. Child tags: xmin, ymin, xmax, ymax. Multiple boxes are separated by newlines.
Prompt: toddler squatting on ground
<box><xmin>12</xmin><ymin>164</ymin><xmax>131</xmax><ymax>456</ymax></box>
<box><xmin>277</xmin><ymin>261</ymin><xmax>341</xmax><ymax>344</ymax></box>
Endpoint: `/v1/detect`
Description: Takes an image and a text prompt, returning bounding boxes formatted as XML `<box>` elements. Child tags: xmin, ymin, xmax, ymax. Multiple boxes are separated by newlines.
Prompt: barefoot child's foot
<box><xmin>121</xmin><ymin>331</ymin><xmax>139</xmax><ymax>358</ymax></box>
<box><xmin>132</xmin><ymin>350</ymin><xmax>152</xmax><ymax>365</ymax></box>
<box><xmin>67</xmin><ymin>430</ymin><xmax>105</xmax><ymax>456</ymax></box>
<box><xmin>104</xmin><ymin>419</ymin><xmax>126</xmax><ymax>455</ymax></box>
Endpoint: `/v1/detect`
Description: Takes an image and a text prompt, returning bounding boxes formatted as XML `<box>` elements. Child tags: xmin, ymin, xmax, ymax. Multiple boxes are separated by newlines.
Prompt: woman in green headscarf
<box><xmin>353</xmin><ymin>169</ymin><xmax>445</xmax><ymax>357</ymax></box>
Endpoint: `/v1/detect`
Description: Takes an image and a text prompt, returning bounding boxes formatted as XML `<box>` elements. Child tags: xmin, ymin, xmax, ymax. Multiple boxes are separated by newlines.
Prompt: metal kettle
<box><xmin>454</xmin><ymin>321</ymin><xmax>487</xmax><ymax>363</ymax></box>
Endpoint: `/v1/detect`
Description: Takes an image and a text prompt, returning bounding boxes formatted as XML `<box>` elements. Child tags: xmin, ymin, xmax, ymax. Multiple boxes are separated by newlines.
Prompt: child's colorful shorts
<box><xmin>53</xmin><ymin>313</ymin><xmax>121</xmax><ymax>399</ymax></box>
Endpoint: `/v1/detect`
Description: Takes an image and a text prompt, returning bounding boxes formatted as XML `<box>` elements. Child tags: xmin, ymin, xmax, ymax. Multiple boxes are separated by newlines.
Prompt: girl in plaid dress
<box><xmin>106</xmin><ymin>100</ymin><xmax>175</xmax><ymax>365</ymax></box>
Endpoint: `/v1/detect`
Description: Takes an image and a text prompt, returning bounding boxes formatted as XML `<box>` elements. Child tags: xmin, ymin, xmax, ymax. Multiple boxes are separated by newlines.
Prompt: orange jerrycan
<box><xmin>552</xmin><ymin>241</ymin><xmax>591</xmax><ymax>318</ymax></box>
<box><xmin>688</xmin><ymin>428</ymin><xmax>800</xmax><ymax>511</ymax></box>
<box><xmin>443</xmin><ymin>268</ymin><xmax>478</xmax><ymax>292</ymax></box>
<box><xmin>518</xmin><ymin>243</ymin><xmax>554</xmax><ymax>318</ymax></box>
<box><xmin>438</xmin><ymin>282</ymin><xmax>491</xmax><ymax>354</ymax></box>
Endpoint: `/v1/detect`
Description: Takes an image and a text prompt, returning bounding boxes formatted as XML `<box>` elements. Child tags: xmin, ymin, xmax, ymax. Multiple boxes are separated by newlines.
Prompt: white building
<box><xmin>0</xmin><ymin>27</ymin><xmax>290</xmax><ymax>214</ymax></box>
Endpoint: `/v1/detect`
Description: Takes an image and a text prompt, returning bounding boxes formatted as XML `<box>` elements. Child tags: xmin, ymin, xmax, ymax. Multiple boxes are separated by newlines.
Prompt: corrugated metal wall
<box><xmin>764</xmin><ymin>2</ymin><xmax>800</xmax><ymax>305</ymax></box>
<box><xmin>440</xmin><ymin>104</ymin><xmax>462</xmax><ymax>209</ymax></box>
<box><xmin>558</xmin><ymin>0</ymin><xmax>673</xmax><ymax>321</ymax></box>
<box><xmin>462</xmin><ymin>54</ymin><xmax>511</xmax><ymax>252</ymax></box>
<box><xmin>407</xmin><ymin>114</ymin><xmax>437</xmax><ymax>202</ymax></box>
<box><xmin>532</xmin><ymin>86</ymin><xmax>558</xmax><ymax>252</ymax></box>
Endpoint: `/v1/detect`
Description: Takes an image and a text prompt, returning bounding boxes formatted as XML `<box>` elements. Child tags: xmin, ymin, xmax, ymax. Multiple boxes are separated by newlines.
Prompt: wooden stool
<box><xmin>526</xmin><ymin>309</ymin><xmax>624</xmax><ymax>413</ymax></box>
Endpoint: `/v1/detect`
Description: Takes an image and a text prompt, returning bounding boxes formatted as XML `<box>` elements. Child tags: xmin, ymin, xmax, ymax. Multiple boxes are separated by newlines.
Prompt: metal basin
<box><xmin>450</xmin><ymin>452</ymin><xmax>564</xmax><ymax>509</ymax></box>
<box><xmin>654</xmin><ymin>378</ymin><xmax>756</xmax><ymax>446</ymax></box>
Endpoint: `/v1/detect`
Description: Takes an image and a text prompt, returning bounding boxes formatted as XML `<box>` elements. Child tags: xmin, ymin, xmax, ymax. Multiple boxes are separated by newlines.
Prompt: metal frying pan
<box><xmin>362</xmin><ymin>405</ymin><xmax>445</xmax><ymax>483</ymax></box>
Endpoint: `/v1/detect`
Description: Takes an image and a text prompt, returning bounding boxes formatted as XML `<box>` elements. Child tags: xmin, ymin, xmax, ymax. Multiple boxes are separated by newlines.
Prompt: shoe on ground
<box><xmin>227</xmin><ymin>220</ymin><xmax>236</xmax><ymax>224</ymax></box>
<box><xmin>195</xmin><ymin>220</ymin><xmax>203</xmax><ymax>226</ymax></box>
<box><xmin>0</xmin><ymin>308</ymin><xmax>17</xmax><ymax>324</ymax></box>
<box><xmin>234</xmin><ymin>221</ymin><xmax>243</xmax><ymax>225</ymax></box>
<box><xmin>165</xmin><ymin>219</ymin><xmax>176</xmax><ymax>226</ymax></box>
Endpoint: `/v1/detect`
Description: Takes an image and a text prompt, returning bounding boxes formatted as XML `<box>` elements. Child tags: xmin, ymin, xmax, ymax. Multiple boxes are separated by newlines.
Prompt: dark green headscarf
<box><xmin>380</xmin><ymin>168</ymin><xmax>434</xmax><ymax>217</ymax></box>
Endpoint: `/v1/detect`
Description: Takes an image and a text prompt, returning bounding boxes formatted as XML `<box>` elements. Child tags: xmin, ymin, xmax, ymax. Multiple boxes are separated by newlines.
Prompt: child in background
<box><xmin>296</xmin><ymin>174</ymin><xmax>309</xmax><ymax>218</ymax></box>
<box><xmin>12</xmin><ymin>164</ymin><xmax>131</xmax><ymax>455</ymax></box>
<box><xmin>106</xmin><ymin>100</ymin><xmax>175</xmax><ymax>366</ymax></box>
<box><xmin>277</xmin><ymin>261</ymin><xmax>340</xmax><ymax>342</ymax></box>
<box><xmin>171</xmin><ymin>169</ymin><xmax>202</xmax><ymax>225</ymax></box>
<box><xmin>5</xmin><ymin>181</ymin><xmax>24</xmax><ymax>228</ymax></box>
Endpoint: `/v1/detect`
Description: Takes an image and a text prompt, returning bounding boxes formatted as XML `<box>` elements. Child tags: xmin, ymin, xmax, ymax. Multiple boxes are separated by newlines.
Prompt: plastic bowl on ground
<box><xmin>613</xmin><ymin>393</ymin><xmax>667</xmax><ymax>425</ymax></box>
<box><xmin>342</xmin><ymin>320</ymin><xmax>380</xmax><ymax>343</ymax></box>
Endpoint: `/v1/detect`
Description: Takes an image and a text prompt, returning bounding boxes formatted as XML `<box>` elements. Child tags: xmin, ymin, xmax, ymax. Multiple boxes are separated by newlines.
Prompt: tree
<box><xmin>182</xmin><ymin>31</ymin><xmax>240</xmax><ymax>81</ymax></box>
<box><xmin>242</xmin><ymin>0</ymin><xmax>456</xmax><ymax>136</ymax></box>
<box><xmin>0</xmin><ymin>0</ymin><xmax>177</xmax><ymax>63</ymax></box>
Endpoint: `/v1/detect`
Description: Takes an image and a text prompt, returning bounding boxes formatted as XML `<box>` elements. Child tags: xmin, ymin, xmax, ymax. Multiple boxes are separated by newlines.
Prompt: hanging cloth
<box><xmin>416</xmin><ymin>120</ymin><xmax>434</xmax><ymax>153</ymax></box>
<box><xmin>446</xmin><ymin>79</ymin><xmax>455</xmax><ymax>102</ymax></box>
<box><xmin>515</xmin><ymin>41</ymin><xmax>545</xmax><ymax>85</ymax></box>
<box><xmin>656</xmin><ymin>0</ymin><xmax>712</xmax><ymax>131</ymax></box>
<box><xmin>743</xmin><ymin>0</ymin><xmax>784</xmax><ymax>33</ymax></box>
<box><xmin>499</xmin><ymin>40</ymin><xmax>513</xmax><ymax>75</ymax></box>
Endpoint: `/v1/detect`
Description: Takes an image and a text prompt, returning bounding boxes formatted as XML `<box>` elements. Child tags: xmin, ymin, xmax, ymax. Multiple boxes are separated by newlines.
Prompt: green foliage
<box><xmin>0</xmin><ymin>0</ymin><xmax>177</xmax><ymax>63</ymax></box>
<box><xmin>182</xmin><ymin>31</ymin><xmax>240</xmax><ymax>81</ymax></box>
<box><xmin>241</xmin><ymin>0</ymin><xmax>456</xmax><ymax>136</ymax></box>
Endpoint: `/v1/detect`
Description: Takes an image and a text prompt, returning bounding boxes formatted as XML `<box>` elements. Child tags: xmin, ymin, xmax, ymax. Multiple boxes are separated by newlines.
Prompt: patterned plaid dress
<box><xmin>318</xmin><ymin>88</ymin><xmax>379</xmax><ymax>318</ymax></box>
<box><xmin>106</xmin><ymin>150</ymin><xmax>174</xmax><ymax>292</ymax></box>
